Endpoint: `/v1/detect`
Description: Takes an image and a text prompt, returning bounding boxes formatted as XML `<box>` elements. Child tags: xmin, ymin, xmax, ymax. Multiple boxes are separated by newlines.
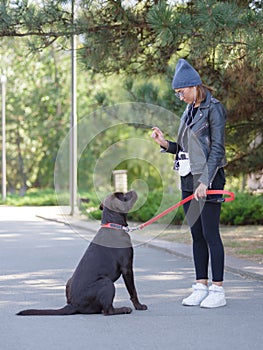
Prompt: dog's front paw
<box><xmin>135</xmin><ymin>303</ymin><xmax>148</xmax><ymax>311</ymax></box>
<box><xmin>103</xmin><ymin>306</ymin><xmax>132</xmax><ymax>316</ymax></box>
<box><xmin>123</xmin><ymin>307</ymin><xmax>133</xmax><ymax>314</ymax></box>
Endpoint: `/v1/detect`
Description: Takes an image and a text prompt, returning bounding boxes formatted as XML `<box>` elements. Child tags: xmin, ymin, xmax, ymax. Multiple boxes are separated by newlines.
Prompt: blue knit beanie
<box><xmin>172</xmin><ymin>59</ymin><xmax>202</xmax><ymax>89</ymax></box>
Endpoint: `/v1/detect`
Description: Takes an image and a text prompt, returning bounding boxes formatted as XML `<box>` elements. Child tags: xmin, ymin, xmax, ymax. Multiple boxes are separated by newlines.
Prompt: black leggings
<box><xmin>182</xmin><ymin>191</ymin><xmax>225</xmax><ymax>282</ymax></box>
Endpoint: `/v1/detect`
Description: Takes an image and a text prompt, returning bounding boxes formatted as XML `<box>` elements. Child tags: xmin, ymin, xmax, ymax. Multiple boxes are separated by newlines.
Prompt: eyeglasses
<box><xmin>174</xmin><ymin>90</ymin><xmax>185</xmax><ymax>98</ymax></box>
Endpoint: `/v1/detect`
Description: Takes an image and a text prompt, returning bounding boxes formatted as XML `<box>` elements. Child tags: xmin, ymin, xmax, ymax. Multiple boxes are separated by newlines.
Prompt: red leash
<box><xmin>101</xmin><ymin>190</ymin><xmax>235</xmax><ymax>233</ymax></box>
<box><xmin>137</xmin><ymin>190</ymin><xmax>234</xmax><ymax>231</ymax></box>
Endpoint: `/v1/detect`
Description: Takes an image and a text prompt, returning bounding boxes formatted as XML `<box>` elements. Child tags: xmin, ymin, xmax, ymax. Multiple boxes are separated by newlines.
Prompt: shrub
<box><xmin>220</xmin><ymin>192</ymin><xmax>263</xmax><ymax>225</ymax></box>
<box><xmin>83</xmin><ymin>190</ymin><xmax>263</xmax><ymax>226</ymax></box>
<box><xmin>128</xmin><ymin>191</ymin><xmax>185</xmax><ymax>225</ymax></box>
<box><xmin>3</xmin><ymin>188</ymin><xmax>262</xmax><ymax>226</ymax></box>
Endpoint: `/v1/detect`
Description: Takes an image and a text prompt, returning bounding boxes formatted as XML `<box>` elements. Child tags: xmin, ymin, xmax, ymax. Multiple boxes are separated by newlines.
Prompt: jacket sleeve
<box><xmin>160</xmin><ymin>141</ymin><xmax>181</xmax><ymax>155</ymax></box>
<box><xmin>198</xmin><ymin>102</ymin><xmax>227</xmax><ymax>187</ymax></box>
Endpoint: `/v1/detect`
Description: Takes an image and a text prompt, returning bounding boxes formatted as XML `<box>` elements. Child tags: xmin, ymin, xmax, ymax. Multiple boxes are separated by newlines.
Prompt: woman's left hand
<box><xmin>194</xmin><ymin>183</ymin><xmax>208</xmax><ymax>201</ymax></box>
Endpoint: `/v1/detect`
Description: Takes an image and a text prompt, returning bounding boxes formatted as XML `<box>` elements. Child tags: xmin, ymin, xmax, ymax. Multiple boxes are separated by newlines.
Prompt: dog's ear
<box><xmin>103</xmin><ymin>190</ymin><xmax>137</xmax><ymax>213</ymax></box>
<box><xmin>99</xmin><ymin>202</ymin><xmax>104</xmax><ymax>210</ymax></box>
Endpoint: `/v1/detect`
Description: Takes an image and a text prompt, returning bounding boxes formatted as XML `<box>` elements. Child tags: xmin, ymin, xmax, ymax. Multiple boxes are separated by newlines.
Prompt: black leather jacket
<box><xmin>165</xmin><ymin>91</ymin><xmax>227</xmax><ymax>188</ymax></box>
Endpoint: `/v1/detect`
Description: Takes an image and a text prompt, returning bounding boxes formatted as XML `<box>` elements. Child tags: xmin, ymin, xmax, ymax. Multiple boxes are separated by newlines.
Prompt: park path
<box><xmin>1</xmin><ymin>206</ymin><xmax>263</xmax><ymax>350</ymax></box>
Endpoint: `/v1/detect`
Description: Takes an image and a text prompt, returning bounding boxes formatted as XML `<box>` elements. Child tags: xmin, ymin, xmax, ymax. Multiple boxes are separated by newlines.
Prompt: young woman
<box><xmin>151</xmin><ymin>59</ymin><xmax>227</xmax><ymax>308</ymax></box>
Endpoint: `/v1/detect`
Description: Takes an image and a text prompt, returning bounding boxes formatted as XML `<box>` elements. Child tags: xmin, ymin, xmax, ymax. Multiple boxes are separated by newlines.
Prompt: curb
<box><xmin>135</xmin><ymin>238</ymin><xmax>263</xmax><ymax>282</ymax></box>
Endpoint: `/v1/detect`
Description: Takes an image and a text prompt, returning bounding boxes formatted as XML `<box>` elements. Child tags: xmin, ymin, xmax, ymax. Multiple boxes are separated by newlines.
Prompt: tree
<box><xmin>0</xmin><ymin>38</ymin><xmax>71</xmax><ymax>192</ymax></box>
<box><xmin>79</xmin><ymin>0</ymin><xmax>263</xmax><ymax>177</ymax></box>
<box><xmin>1</xmin><ymin>0</ymin><xmax>262</xmax><ymax>179</ymax></box>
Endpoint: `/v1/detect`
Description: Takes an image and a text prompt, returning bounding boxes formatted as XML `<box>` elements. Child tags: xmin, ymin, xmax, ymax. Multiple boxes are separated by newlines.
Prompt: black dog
<box><xmin>17</xmin><ymin>190</ymin><xmax>147</xmax><ymax>316</ymax></box>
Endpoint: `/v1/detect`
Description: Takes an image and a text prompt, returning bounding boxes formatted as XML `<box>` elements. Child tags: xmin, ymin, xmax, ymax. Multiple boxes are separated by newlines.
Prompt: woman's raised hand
<box><xmin>151</xmin><ymin>127</ymin><xmax>168</xmax><ymax>149</ymax></box>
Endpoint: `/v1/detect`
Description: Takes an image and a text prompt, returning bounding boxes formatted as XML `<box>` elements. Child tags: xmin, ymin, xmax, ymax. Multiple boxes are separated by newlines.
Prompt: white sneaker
<box><xmin>182</xmin><ymin>283</ymin><xmax>208</xmax><ymax>306</ymax></box>
<box><xmin>200</xmin><ymin>284</ymin><xmax>226</xmax><ymax>308</ymax></box>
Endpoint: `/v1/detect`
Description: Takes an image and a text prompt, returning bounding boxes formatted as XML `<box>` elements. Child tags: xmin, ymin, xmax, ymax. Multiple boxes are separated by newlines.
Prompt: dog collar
<box><xmin>101</xmin><ymin>223</ymin><xmax>129</xmax><ymax>232</ymax></box>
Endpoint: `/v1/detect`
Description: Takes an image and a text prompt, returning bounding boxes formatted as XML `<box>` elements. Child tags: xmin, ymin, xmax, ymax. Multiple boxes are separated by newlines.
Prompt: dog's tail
<box><xmin>16</xmin><ymin>304</ymin><xmax>77</xmax><ymax>316</ymax></box>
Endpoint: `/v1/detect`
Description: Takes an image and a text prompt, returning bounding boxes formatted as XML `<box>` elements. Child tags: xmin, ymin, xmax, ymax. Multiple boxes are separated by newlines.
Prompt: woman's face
<box><xmin>175</xmin><ymin>87</ymin><xmax>197</xmax><ymax>104</ymax></box>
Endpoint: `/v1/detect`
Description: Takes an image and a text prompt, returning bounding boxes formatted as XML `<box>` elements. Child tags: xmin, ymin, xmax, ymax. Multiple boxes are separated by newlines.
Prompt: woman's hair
<box><xmin>196</xmin><ymin>84</ymin><xmax>215</xmax><ymax>104</ymax></box>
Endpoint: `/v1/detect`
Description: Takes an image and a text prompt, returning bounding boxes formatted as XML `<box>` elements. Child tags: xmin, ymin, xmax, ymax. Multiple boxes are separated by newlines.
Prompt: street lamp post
<box><xmin>70</xmin><ymin>0</ymin><xmax>77</xmax><ymax>215</ymax></box>
<box><xmin>1</xmin><ymin>75</ymin><xmax>7</xmax><ymax>202</ymax></box>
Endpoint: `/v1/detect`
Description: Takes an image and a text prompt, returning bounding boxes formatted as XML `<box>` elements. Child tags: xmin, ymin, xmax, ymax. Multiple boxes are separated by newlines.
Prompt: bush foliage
<box><xmin>220</xmin><ymin>192</ymin><xmax>263</xmax><ymax>225</ymax></box>
<box><xmin>1</xmin><ymin>189</ymin><xmax>262</xmax><ymax>226</ymax></box>
<box><xmin>83</xmin><ymin>191</ymin><xmax>263</xmax><ymax>226</ymax></box>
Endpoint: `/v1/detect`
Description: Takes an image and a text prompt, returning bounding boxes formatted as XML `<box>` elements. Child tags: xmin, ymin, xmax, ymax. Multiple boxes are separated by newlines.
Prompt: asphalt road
<box><xmin>1</xmin><ymin>207</ymin><xmax>263</xmax><ymax>350</ymax></box>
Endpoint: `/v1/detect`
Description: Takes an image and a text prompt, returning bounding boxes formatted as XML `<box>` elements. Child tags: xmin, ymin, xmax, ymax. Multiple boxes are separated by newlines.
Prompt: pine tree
<box><xmin>0</xmin><ymin>0</ymin><xmax>262</xmax><ymax>178</ymax></box>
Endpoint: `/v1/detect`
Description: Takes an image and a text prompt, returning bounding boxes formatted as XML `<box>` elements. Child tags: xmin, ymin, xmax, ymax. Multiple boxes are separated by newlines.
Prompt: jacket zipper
<box><xmin>194</xmin><ymin>122</ymin><xmax>209</xmax><ymax>135</ymax></box>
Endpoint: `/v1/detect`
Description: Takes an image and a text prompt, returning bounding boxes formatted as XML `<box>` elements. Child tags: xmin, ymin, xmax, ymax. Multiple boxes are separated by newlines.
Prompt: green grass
<box><xmin>0</xmin><ymin>188</ymin><xmax>59</xmax><ymax>206</ymax></box>
<box><xmin>224</xmin><ymin>241</ymin><xmax>242</xmax><ymax>248</ymax></box>
<box><xmin>238</xmin><ymin>248</ymin><xmax>263</xmax><ymax>256</ymax></box>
